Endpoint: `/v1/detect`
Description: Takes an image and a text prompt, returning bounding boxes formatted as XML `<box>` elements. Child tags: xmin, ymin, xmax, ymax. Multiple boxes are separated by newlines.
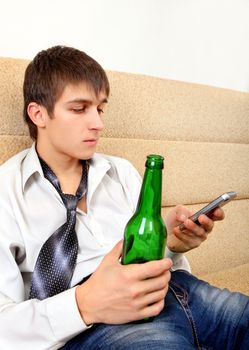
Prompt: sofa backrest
<box><xmin>0</xmin><ymin>56</ymin><xmax>248</xmax><ymax>276</ymax></box>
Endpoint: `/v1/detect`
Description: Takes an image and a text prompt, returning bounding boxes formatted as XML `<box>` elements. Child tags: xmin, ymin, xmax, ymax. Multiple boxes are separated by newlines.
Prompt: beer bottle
<box><xmin>121</xmin><ymin>154</ymin><xmax>167</xmax><ymax>265</ymax></box>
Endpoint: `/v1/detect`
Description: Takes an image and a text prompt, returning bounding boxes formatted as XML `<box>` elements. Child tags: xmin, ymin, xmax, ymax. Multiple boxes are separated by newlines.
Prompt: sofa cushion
<box><xmin>199</xmin><ymin>263</ymin><xmax>249</xmax><ymax>295</ymax></box>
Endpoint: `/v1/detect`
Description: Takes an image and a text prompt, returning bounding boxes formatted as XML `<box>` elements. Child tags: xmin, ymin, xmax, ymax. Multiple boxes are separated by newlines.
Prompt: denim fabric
<box><xmin>62</xmin><ymin>271</ymin><xmax>249</xmax><ymax>350</ymax></box>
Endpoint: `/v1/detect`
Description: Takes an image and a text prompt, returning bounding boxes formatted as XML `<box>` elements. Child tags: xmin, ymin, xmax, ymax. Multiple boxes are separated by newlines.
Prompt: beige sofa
<box><xmin>0</xmin><ymin>57</ymin><xmax>248</xmax><ymax>295</ymax></box>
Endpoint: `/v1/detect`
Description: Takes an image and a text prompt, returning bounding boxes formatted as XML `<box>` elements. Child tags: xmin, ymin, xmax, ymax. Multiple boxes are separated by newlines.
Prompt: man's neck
<box><xmin>36</xmin><ymin>142</ymin><xmax>84</xmax><ymax>195</ymax></box>
<box><xmin>36</xmin><ymin>142</ymin><xmax>82</xmax><ymax>177</ymax></box>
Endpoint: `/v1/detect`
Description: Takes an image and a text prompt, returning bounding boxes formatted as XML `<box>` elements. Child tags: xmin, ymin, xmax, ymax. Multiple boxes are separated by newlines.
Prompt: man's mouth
<box><xmin>84</xmin><ymin>139</ymin><xmax>98</xmax><ymax>145</ymax></box>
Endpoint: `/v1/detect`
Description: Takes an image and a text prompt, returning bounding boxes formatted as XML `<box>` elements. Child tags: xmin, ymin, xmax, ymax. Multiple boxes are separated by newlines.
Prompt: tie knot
<box><xmin>62</xmin><ymin>193</ymin><xmax>78</xmax><ymax>211</ymax></box>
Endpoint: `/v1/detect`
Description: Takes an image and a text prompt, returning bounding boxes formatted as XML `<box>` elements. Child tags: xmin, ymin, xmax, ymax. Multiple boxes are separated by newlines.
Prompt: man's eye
<box><xmin>72</xmin><ymin>108</ymin><xmax>86</xmax><ymax>113</ymax></box>
<box><xmin>98</xmin><ymin>108</ymin><xmax>104</xmax><ymax>114</ymax></box>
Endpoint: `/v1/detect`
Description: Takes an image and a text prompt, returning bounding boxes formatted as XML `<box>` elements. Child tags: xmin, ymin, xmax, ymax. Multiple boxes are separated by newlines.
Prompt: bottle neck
<box><xmin>135</xmin><ymin>168</ymin><xmax>162</xmax><ymax>216</ymax></box>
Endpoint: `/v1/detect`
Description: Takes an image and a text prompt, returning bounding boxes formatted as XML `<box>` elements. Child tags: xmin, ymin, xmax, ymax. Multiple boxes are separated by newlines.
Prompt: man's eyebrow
<box><xmin>100</xmin><ymin>98</ymin><xmax>108</xmax><ymax>104</ymax></box>
<box><xmin>66</xmin><ymin>98</ymin><xmax>108</xmax><ymax>104</ymax></box>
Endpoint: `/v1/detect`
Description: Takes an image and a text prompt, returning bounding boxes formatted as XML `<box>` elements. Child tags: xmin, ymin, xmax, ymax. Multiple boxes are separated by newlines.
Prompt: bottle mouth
<box><xmin>146</xmin><ymin>154</ymin><xmax>164</xmax><ymax>169</ymax></box>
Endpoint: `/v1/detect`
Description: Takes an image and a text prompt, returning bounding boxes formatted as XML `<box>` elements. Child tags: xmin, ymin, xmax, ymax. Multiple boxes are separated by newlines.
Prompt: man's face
<box><xmin>38</xmin><ymin>82</ymin><xmax>107</xmax><ymax>160</ymax></box>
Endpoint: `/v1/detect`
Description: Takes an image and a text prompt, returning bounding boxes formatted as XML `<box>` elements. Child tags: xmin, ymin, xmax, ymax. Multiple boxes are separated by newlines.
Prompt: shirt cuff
<box><xmin>45</xmin><ymin>287</ymin><xmax>90</xmax><ymax>343</ymax></box>
<box><xmin>165</xmin><ymin>247</ymin><xmax>191</xmax><ymax>272</ymax></box>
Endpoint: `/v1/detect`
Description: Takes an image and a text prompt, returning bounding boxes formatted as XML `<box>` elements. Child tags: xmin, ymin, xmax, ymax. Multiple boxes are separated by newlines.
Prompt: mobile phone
<box><xmin>178</xmin><ymin>191</ymin><xmax>237</xmax><ymax>231</ymax></box>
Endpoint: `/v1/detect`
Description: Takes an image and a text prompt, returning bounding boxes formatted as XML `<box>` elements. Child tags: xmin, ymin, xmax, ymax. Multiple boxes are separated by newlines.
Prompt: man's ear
<box><xmin>27</xmin><ymin>102</ymin><xmax>46</xmax><ymax>128</ymax></box>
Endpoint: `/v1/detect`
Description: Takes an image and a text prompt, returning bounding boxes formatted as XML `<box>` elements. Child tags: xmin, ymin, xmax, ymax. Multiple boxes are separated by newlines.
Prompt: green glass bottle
<box><xmin>121</xmin><ymin>154</ymin><xmax>167</xmax><ymax>265</ymax></box>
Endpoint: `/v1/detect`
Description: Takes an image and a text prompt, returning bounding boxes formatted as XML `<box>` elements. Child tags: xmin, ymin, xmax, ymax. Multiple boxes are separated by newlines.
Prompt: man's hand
<box><xmin>75</xmin><ymin>240</ymin><xmax>172</xmax><ymax>325</ymax></box>
<box><xmin>166</xmin><ymin>205</ymin><xmax>225</xmax><ymax>253</ymax></box>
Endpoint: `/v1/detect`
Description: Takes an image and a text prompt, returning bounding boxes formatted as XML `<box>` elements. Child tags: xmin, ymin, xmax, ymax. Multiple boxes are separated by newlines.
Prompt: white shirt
<box><xmin>0</xmin><ymin>144</ymin><xmax>190</xmax><ymax>350</ymax></box>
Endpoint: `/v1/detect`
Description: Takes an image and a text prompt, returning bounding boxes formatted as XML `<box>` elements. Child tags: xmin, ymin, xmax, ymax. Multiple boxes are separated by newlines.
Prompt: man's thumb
<box><xmin>108</xmin><ymin>240</ymin><xmax>123</xmax><ymax>261</ymax></box>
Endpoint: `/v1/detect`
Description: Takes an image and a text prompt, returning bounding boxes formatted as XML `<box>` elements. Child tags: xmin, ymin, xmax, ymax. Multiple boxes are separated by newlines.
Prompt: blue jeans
<box><xmin>62</xmin><ymin>271</ymin><xmax>249</xmax><ymax>349</ymax></box>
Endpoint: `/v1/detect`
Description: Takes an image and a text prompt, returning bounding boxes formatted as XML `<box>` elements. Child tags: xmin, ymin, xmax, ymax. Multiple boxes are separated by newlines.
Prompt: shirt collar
<box><xmin>22</xmin><ymin>143</ymin><xmax>44</xmax><ymax>191</ymax></box>
<box><xmin>21</xmin><ymin>144</ymin><xmax>112</xmax><ymax>194</ymax></box>
<box><xmin>87</xmin><ymin>153</ymin><xmax>112</xmax><ymax>200</ymax></box>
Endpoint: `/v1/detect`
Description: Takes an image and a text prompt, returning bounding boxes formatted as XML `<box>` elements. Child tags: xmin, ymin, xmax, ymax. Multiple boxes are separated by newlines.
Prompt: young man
<box><xmin>0</xmin><ymin>46</ymin><xmax>248</xmax><ymax>350</ymax></box>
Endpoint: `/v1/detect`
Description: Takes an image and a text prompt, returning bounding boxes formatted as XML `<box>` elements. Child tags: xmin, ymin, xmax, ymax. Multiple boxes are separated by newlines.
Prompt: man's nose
<box><xmin>89</xmin><ymin>108</ymin><xmax>104</xmax><ymax>131</ymax></box>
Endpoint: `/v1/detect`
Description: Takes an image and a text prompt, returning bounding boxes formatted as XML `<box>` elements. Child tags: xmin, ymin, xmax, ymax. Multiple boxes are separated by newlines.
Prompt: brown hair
<box><xmin>23</xmin><ymin>45</ymin><xmax>110</xmax><ymax>140</ymax></box>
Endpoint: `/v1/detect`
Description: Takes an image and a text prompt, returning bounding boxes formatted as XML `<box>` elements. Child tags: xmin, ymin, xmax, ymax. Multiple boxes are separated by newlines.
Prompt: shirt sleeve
<box><xmin>0</xmin><ymin>289</ymin><xmax>89</xmax><ymax>350</ymax></box>
<box><xmin>165</xmin><ymin>247</ymin><xmax>191</xmax><ymax>272</ymax></box>
<box><xmin>0</xmin><ymin>204</ymin><xmax>88</xmax><ymax>350</ymax></box>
